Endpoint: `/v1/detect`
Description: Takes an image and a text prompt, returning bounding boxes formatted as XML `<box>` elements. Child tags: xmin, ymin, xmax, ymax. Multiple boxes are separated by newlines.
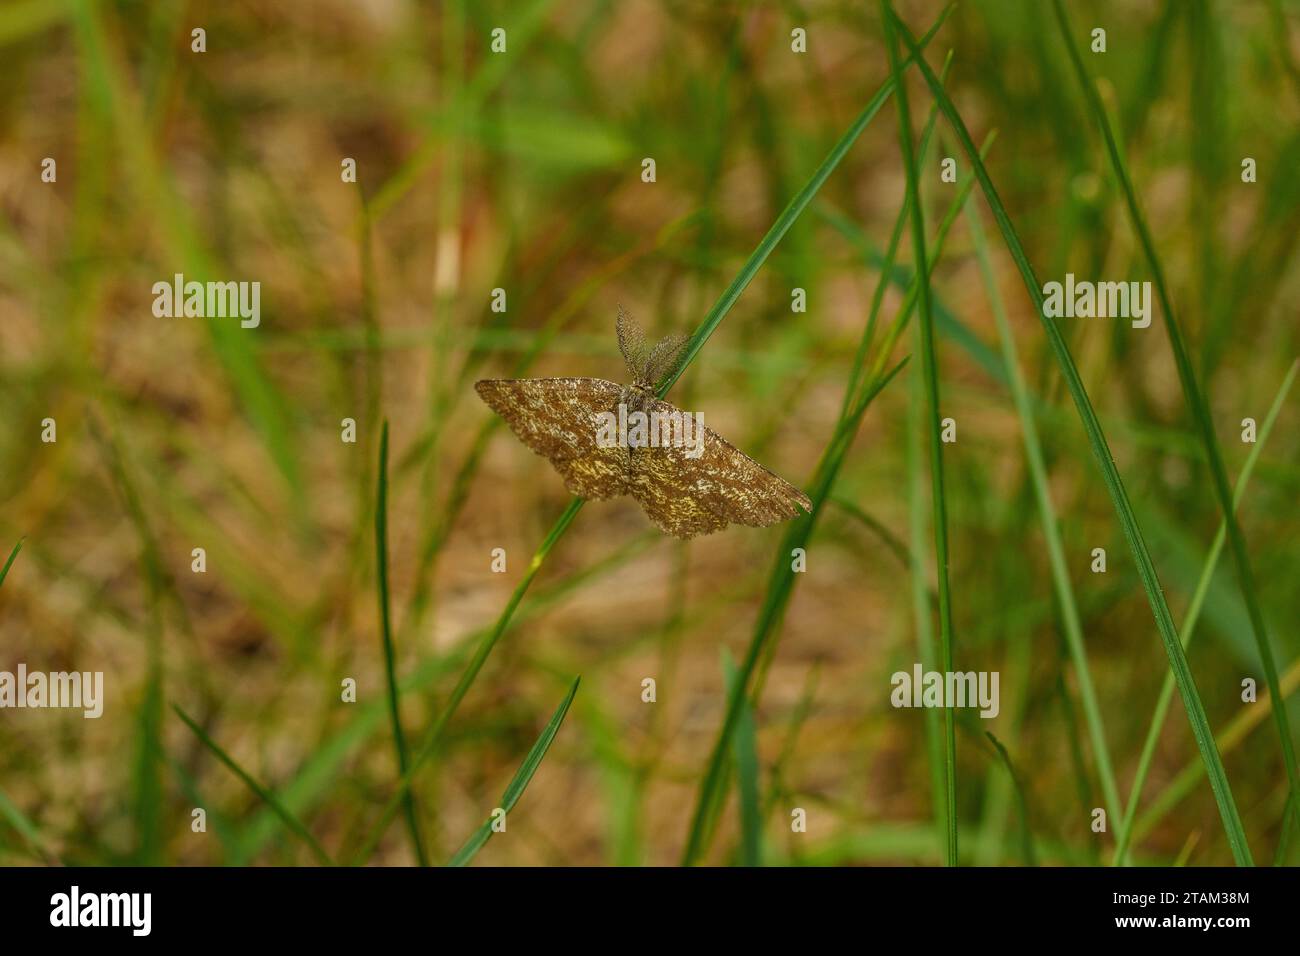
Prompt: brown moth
<box><xmin>475</xmin><ymin>308</ymin><xmax>812</xmax><ymax>538</ymax></box>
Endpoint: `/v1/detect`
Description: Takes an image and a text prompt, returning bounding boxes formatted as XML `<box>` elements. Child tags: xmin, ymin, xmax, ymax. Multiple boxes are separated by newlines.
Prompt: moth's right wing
<box><xmin>474</xmin><ymin>377</ymin><xmax>630</xmax><ymax>499</ymax></box>
<box><xmin>627</xmin><ymin>397</ymin><xmax>812</xmax><ymax>538</ymax></box>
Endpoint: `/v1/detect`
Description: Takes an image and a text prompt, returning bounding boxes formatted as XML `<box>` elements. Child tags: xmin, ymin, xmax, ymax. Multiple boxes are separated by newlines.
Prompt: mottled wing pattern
<box><xmin>628</xmin><ymin>397</ymin><xmax>813</xmax><ymax>538</ymax></box>
<box><xmin>627</xmin><ymin>449</ymin><xmax>730</xmax><ymax>537</ymax></box>
<box><xmin>474</xmin><ymin>377</ymin><xmax>629</xmax><ymax>499</ymax></box>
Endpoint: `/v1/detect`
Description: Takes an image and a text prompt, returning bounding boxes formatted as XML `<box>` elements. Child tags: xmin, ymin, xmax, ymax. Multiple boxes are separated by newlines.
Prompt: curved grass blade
<box><xmin>1114</xmin><ymin>359</ymin><xmax>1298</xmax><ymax>865</ymax></box>
<box><xmin>985</xmin><ymin>732</ymin><xmax>1037</xmax><ymax>866</ymax></box>
<box><xmin>890</xmin><ymin>7</ymin><xmax>1252</xmax><ymax>865</ymax></box>
<box><xmin>883</xmin><ymin>0</ymin><xmax>957</xmax><ymax>866</ymax></box>
<box><xmin>173</xmin><ymin>705</ymin><xmax>334</xmax><ymax>866</ymax></box>
<box><xmin>165</xmin><ymin>754</ymin><xmax>243</xmax><ymax>862</ymax></box>
<box><xmin>1051</xmin><ymin>0</ymin><xmax>1300</xmax><ymax>849</ymax></box>
<box><xmin>965</xmin><ymin>194</ymin><xmax>1124</xmax><ymax>852</ymax></box>
<box><xmin>0</xmin><ymin>786</ymin><xmax>61</xmax><ymax>864</ymax></box>
<box><xmin>655</xmin><ymin>5</ymin><xmax>953</xmax><ymax>398</ymax></box>
<box><xmin>829</xmin><ymin>48</ymin><xmax>955</xmax><ymax>416</ymax></box>
<box><xmin>375</xmin><ymin>420</ymin><xmax>428</xmax><ymax>866</ymax></box>
<box><xmin>830</xmin><ymin>498</ymin><xmax>911</xmax><ymax>569</ymax></box>
<box><xmin>448</xmin><ymin>676</ymin><xmax>580</xmax><ymax>867</ymax></box>
<box><xmin>0</xmin><ymin>538</ymin><xmax>21</xmax><ymax>591</ymax></box>
<box><xmin>1133</xmin><ymin>654</ymin><xmax>1300</xmax><ymax>847</ymax></box>
<box><xmin>353</xmin><ymin>498</ymin><xmax>585</xmax><ymax>863</ymax></box>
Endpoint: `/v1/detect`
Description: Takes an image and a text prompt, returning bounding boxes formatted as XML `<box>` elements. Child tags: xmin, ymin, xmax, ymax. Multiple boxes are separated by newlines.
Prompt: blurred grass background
<box><xmin>1</xmin><ymin>0</ymin><xmax>1299</xmax><ymax>866</ymax></box>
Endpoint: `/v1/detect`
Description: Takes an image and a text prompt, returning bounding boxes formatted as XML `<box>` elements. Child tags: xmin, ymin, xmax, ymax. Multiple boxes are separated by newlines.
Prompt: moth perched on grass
<box><xmin>475</xmin><ymin>309</ymin><xmax>812</xmax><ymax>538</ymax></box>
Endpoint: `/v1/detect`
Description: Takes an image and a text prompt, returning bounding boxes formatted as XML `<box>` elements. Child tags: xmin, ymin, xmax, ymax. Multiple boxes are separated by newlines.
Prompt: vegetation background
<box><xmin>1</xmin><ymin>0</ymin><xmax>1298</xmax><ymax>866</ymax></box>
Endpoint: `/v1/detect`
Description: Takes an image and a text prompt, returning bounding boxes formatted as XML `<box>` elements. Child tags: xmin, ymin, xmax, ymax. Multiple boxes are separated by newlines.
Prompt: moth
<box><xmin>475</xmin><ymin>308</ymin><xmax>812</xmax><ymax>538</ymax></box>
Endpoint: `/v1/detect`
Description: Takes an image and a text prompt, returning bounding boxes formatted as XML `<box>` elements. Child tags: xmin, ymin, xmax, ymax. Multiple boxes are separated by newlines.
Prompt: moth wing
<box><xmin>627</xmin><ymin>444</ymin><xmax>730</xmax><ymax>539</ymax></box>
<box><xmin>474</xmin><ymin>377</ymin><xmax>630</xmax><ymax>499</ymax></box>
<box><xmin>627</xmin><ymin>398</ymin><xmax>812</xmax><ymax>538</ymax></box>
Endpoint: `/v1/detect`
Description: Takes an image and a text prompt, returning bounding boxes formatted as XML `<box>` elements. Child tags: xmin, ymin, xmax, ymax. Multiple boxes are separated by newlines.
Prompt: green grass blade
<box><xmin>1051</xmin><ymin>0</ymin><xmax>1300</xmax><ymax>846</ymax></box>
<box><xmin>92</xmin><ymin>419</ymin><xmax>166</xmax><ymax>866</ymax></box>
<box><xmin>761</xmin><ymin>664</ymin><xmax>821</xmax><ymax>827</ymax></box>
<box><xmin>819</xmin><ymin>200</ymin><xmax>1007</xmax><ymax>388</ymax></box>
<box><xmin>0</xmin><ymin>538</ymin><xmax>21</xmax><ymax>591</ymax></box>
<box><xmin>1276</xmin><ymin>793</ymin><xmax>1297</xmax><ymax>866</ymax></box>
<box><xmin>375</xmin><ymin>420</ymin><xmax>428</xmax><ymax>866</ymax></box>
<box><xmin>832</xmin><ymin>48</ymin><xmax>955</xmax><ymax>418</ymax></box>
<box><xmin>883</xmin><ymin>0</ymin><xmax>958</xmax><ymax>866</ymax></box>
<box><xmin>165</xmin><ymin>754</ymin><xmax>243</xmax><ymax>863</ymax></box>
<box><xmin>1132</xmin><ymin>656</ymin><xmax>1300</xmax><ymax>847</ymax></box>
<box><xmin>985</xmin><ymin>732</ymin><xmax>1037</xmax><ymax>866</ymax></box>
<box><xmin>0</xmin><ymin>786</ymin><xmax>60</xmax><ymax>864</ymax></box>
<box><xmin>655</xmin><ymin>5</ymin><xmax>953</xmax><ymax>398</ymax></box>
<box><xmin>1114</xmin><ymin>359</ymin><xmax>1299</xmax><ymax>865</ymax></box>
<box><xmin>173</xmin><ymin>705</ymin><xmax>334</xmax><ymax>865</ymax></box>
<box><xmin>353</xmin><ymin>498</ymin><xmax>586</xmax><ymax>863</ymax></box>
<box><xmin>680</xmin><ymin>357</ymin><xmax>911</xmax><ymax>865</ymax></box>
<box><xmin>724</xmin><ymin>654</ymin><xmax>762</xmax><ymax>867</ymax></box>
<box><xmin>891</xmin><ymin>7</ymin><xmax>1253</xmax><ymax>864</ymax></box>
<box><xmin>965</xmin><ymin>194</ymin><xmax>1124</xmax><ymax>850</ymax></box>
<box><xmin>906</xmin><ymin>330</ymin><xmax>948</xmax><ymax>861</ymax></box>
<box><xmin>447</xmin><ymin>676</ymin><xmax>580</xmax><ymax>867</ymax></box>
<box><xmin>830</xmin><ymin>497</ymin><xmax>911</xmax><ymax>569</ymax></box>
